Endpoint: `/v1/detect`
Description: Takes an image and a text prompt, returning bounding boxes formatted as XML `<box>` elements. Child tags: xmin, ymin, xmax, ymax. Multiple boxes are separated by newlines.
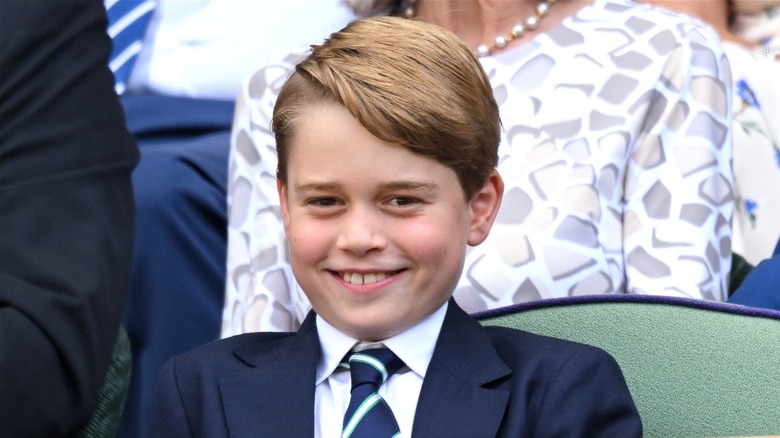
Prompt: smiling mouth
<box><xmin>339</xmin><ymin>271</ymin><xmax>401</xmax><ymax>285</ymax></box>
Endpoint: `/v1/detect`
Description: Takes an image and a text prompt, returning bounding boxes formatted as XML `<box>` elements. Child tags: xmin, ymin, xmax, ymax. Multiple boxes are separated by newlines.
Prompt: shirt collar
<box><xmin>315</xmin><ymin>317</ymin><xmax>358</xmax><ymax>386</ymax></box>
<box><xmin>315</xmin><ymin>301</ymin><xmax>448</xmax><ymax>385</ymax></box>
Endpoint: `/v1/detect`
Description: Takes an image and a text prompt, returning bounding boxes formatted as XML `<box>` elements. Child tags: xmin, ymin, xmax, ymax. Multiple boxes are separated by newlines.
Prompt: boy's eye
<box><xmin>388</xmin><ymin>196</ymin><xmax>420</xmax><ymax>207</ymax></box>
<box><xmin>307</xmin><ymin>197</ymin><xmax>339</xmax><ymax>207</ymax></box>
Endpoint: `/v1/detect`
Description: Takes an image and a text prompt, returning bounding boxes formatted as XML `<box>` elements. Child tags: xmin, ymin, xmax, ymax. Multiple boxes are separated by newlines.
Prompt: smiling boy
<box><xmin>150</xmin><ymin>17</ymin><xmax>641</xmax><ymax>437</ymax></box>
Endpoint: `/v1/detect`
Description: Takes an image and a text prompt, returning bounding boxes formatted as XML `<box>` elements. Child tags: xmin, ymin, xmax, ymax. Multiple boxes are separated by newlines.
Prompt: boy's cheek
<box><xmin>287</xmin><ymin>225</ymin><xmax>330</xmax><ymax>261</ymax></box>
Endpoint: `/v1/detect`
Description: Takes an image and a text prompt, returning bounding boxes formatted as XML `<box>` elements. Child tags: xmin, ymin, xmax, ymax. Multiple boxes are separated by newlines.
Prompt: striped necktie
<box><xmin>341</xmin><ymin>347</ymin><xmax>405</xmax><ymax>438</ymax></box>
<box><xmin>105</xmin><ymin>0</ymin><xmax>155</xmax><ymax>94</ymax></box>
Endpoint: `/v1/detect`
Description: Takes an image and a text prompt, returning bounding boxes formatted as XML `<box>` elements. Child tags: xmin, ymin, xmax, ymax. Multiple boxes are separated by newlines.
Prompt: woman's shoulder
<box><xmin>580</xmin><ymin>0</ymin><xmax>722</xmax><ymax>45</ymax></box>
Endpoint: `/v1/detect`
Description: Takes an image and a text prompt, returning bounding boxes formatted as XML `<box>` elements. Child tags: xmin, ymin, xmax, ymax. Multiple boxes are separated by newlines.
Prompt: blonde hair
<box><xmin>273</xmin><ymin>16</ymin><xmax>500</xmax><ymax>198</ymax></box>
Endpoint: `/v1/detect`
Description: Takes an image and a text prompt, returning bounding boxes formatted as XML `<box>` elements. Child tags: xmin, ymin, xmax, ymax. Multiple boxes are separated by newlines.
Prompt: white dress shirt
<box><xmin>313</xmin><ymin>302</ymin><xmax>448</xmax><ymax>438</ymax></box>
<box><xmin>127</xmin><ymin>0</ymin><xmax>356</xmax><ymax>100</ymax></box>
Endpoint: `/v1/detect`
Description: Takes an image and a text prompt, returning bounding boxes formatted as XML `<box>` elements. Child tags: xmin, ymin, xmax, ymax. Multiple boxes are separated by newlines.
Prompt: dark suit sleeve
<box><xmin>534</xmin><ymin>347</ymin><xmax>642</xmax><ymax>437</ymax></box>
<box><xmin>729</xmin><ymin>255</ymin><xmax>780</xmax><ymax>311</ymax></box>
<box><xmin>0</xmin><ymin>0</ymin><xmax>138</xmax><ymax>435</ymax></box>
<box><xmin>149</xmin><ymin>358</ymin><xmax>196</xmax><ymax>437</ymax></box>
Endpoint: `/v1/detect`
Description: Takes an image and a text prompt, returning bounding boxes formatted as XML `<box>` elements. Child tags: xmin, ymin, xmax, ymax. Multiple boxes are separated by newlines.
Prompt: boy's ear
<box><xmin>467</xmin><ymin>170</ymin><xmax>504</xmax><ymax>246</ymax></box>
<box><xmin>277</xmin><ymin>178</ymin><xmax>291</xmax><ymax>233</ymax></box>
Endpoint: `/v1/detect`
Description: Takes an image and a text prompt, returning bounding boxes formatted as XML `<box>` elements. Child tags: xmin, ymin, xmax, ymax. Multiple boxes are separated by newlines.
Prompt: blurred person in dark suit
<box><xmin>0</xmin><ymin>0</ymin><xmax>138</xmax><ymax>435</ymax></box>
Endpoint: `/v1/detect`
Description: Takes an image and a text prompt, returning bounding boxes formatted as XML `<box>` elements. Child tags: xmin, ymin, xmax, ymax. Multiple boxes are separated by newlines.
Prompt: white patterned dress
<box><xmin>725</xmin><ymin>43</ymin><xmax>780</xmax><ymax>265</ymax></box>
<box><xmin>221</xmin><ymin>0</ymin><xmax>733</xmax><ymax>336</ymax></box>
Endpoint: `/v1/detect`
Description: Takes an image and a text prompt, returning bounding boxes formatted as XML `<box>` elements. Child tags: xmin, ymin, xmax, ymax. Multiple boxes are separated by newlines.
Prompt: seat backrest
<box><xmin>474</xmin><ymin>295</ymin><xmax>780</xmax><ymax>438</ymax></box>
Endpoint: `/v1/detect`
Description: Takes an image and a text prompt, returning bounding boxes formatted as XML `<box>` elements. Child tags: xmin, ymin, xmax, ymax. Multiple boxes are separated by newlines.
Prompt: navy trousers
<box><xmin>118</xmin><ymin>95</ymin><xmax>234</xmax><ymax>438</ymax></box>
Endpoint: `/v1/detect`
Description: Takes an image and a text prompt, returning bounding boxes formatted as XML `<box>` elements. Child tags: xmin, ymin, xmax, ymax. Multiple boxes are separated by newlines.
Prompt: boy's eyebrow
<box><xmin>293</xmin><ymin>181</ymin><xmax>340</xmax><ymax>193</ymax></box>
<box><xmin>293</xmin><ymin>180</ymin><xmax>438</xmax><ymax>193</ymax></box>
<box><xmin>379</xmin><ymin>181</ymin><xmax>438</xmax><ymax>192</ymax></box>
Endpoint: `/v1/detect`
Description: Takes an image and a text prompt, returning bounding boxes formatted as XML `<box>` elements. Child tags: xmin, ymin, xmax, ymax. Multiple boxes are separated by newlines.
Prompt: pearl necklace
<box><xmin>401</xmin><ymin>0</ymin><xmax>557</xmax><ymax>57</ymax></box>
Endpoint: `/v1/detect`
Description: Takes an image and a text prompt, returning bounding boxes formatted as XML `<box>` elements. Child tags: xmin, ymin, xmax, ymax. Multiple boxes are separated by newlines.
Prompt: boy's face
<box><xmin>278</xmin><ymin>102</ymin><xmax>502</xmax><ymax>341</ymax></box>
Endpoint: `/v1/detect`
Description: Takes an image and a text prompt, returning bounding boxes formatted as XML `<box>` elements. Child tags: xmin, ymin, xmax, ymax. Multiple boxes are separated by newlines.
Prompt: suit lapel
<box><xmin>219</xmin><ymin>313</ymin><xmax>320</xmax><ymax>438</ymax></box>
<box><xmin>412</xmin><ymin>301</ymin><xmax>512</xmax><ymax>438</ymax></box>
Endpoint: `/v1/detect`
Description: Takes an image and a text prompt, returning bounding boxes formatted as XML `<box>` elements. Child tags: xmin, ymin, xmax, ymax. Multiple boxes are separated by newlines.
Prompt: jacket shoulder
<box><xmin>481</xmin><ymin>325</ymin><xmax>618</xmax><ymax>367</ymax></box>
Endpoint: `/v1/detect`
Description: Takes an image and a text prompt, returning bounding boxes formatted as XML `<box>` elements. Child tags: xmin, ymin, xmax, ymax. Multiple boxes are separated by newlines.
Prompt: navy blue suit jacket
<box><xmin>151</xmin><ymin>301</ymin><xmax>641</xmax><ymax>437</ymax></box>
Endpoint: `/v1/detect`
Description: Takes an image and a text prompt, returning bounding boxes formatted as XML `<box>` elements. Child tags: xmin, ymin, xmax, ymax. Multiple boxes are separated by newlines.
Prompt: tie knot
<box><xmin>345</xmin><ymin>347</ymin><xmax>404</xmax><ymax>390</ymax></box>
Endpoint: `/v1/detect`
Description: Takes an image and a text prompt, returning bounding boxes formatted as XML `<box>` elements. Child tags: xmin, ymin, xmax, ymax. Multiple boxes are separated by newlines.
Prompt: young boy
<box><xmin>150</xmin><ymin>17</ymin><xmax>642</xmax><ymax>437</ymax></box>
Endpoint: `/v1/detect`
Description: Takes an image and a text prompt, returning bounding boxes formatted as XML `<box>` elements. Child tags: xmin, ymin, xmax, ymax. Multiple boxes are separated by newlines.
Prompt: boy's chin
<box><xmin>313</xmin><ymin>294</ymin><xmax>450</xmax><ymax>340</ymax></box>
<box><xmin>329</xmin><ymin>314</ymin><xmax>411</xmax><ymax>341</ymax></box>
<box><xmin>339</xmin><ymin>321</ymin><xmax>401</xmax><ymax>342</ymax></box>
<box><xmin>336</xmin><ymin>309</ymin><xmax>437</xmax><ymax>341</ymax></box>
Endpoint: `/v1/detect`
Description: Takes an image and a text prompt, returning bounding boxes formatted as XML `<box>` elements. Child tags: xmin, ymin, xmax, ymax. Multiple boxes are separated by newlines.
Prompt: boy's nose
<box><xmin>335</xmin><ymin>206</ymin><xmax>387</xmax><ymax>256</ymax></box>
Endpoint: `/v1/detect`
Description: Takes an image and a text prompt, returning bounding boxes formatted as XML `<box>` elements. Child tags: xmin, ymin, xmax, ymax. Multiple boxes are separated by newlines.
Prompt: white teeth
<box><xmin>341</xmin><ymin>272</ymin><xmax>388</xmax><ymax>285</ymax></box>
